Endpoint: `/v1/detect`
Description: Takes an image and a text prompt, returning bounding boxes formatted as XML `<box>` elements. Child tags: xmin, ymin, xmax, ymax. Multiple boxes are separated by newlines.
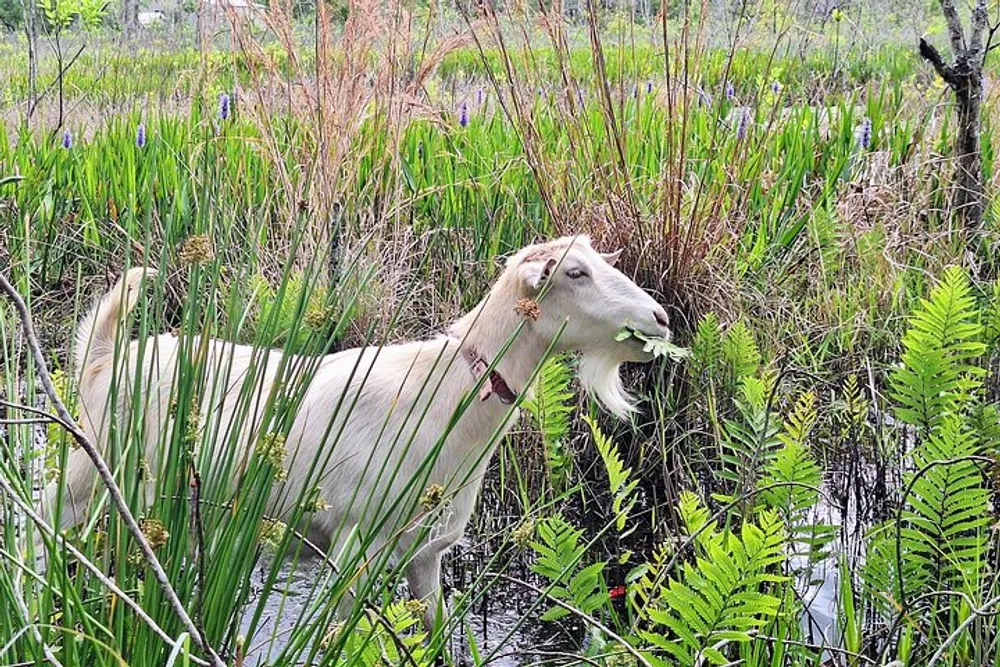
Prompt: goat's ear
<box><xmin>520</xmin><ymin>256</ymin><xmax>558</xmax><ymax>292</ymax></box>
<box><xmin>601</xmin><ymin>249</ymin><xmax>623</xmax><ymax>267</ymax></box>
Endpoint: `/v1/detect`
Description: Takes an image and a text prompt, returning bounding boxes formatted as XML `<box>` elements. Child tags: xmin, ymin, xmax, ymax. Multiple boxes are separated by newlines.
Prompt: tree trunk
<box><xmin>919</xmin><ymin>0</ymin><xmax>990</xmax><ymax>231</ymax></box>
<box><xmin>953</xmin><ymin>73</ymin><xmax>985</xmax><ymax>225</ymax></box>
<box><xmin>123</xmin><ymin>0</ymin><xmax>139</xmax><ymax>40</ymax></box>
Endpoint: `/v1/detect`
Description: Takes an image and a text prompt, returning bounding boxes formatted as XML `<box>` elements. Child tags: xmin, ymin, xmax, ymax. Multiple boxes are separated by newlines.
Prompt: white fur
<box><xmin>46</xmin><ymin>235</ymin><xmax>670</xmax><ymax>630</ymax></box>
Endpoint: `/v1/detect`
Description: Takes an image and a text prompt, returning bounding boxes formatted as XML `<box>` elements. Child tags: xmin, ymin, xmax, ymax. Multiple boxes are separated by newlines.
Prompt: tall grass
<box><xmin>2</xmin><ymin>1</ymin><xmax>1000</xmax><ymax>666</ymax></box>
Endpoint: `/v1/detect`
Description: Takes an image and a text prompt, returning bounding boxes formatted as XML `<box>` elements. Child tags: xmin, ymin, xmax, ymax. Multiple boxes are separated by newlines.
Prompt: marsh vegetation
<box><xmin>2</xmin><ymin>1</ymin><xmax>1000</xmax><ymax>666</ymax></box>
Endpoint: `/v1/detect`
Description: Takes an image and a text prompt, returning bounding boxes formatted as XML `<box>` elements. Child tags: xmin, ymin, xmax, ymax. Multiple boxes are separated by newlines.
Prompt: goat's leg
<box><xmin>43</xmin><ymin>445</ymin><xmax>97</xmax><ymax>532</ymax></box>
<box><xmin>404</xmin><ymin>548</ymin><xmax>445</xmax><ymax>631</ymax></box>
<box><xmin>33</xmin><ymin>446</ymin><xmax>96</xmax><ymax>567</ymax></box>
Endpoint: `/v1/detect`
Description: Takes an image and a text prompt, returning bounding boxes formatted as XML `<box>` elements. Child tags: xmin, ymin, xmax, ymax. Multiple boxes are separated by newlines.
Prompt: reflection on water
<box><xmin>237</xmin><ymin>474</ymin><xmax>869</xmax><ymax>666</ymax></box>
<box><xmin>237</xmin><ymin>547</ymin><xmax>555</xmax><ymax>667</ymax></box>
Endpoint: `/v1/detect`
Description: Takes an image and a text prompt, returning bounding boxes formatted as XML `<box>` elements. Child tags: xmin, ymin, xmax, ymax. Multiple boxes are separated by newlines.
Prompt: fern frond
<box><xmin>720</xmin><ymin>373</ymin><xmax>782</xmax><ymax>494</ymax></box>
<box><xmin>524</xmin><ymin>354</ymin><xmax>576</xmax><ymax>488</ymax></box>
<box><xmin>337</xmin><ymin>599</ymin><xmax>430</xmax><ymax>665</ymax></box>
<box><xmin>585</xmin><ymin>415</ymin><xmax>639</xmax><ymax>533</ymax></box>
<box><xmin>835</xmin><ymin>373</ymin><xmax>870</xmax><ymax>434</ymax></box>
<box><xmin>889</xmin><ymin>266</ymin><xmax>985</xmax><ymax>433</ymax></box>
<box><xmin>778</xmin><ymin>391</ymin><xmax>817</xmax><ymax>449</ymax></box>
<box><xmin>722</xmin><ymin>320</ymin><xmax>762</xmax><ymax>380</ymax></box>
<box><xmin>529</xmin><ymin>515</ymin><xmax>608</xmax><ymax>621</ymax></box>
<box><xmin>643</xmin><ymin>496</ymin><xmax>788</xmax><ymax>666</ymax></box>
<box><xmin>691</xmin><ymin>312</ymin><xmax>724</xmax><ymax>378</ymax></box>
<box><xmin>758</xmin><ymin>396</ymin><xmax>834</xmax><ymax>564</ymax></box>
<box><xmin>864</xmin><ymin>414</ymin><xmax>991</xmax><ymax>624</ymax></box>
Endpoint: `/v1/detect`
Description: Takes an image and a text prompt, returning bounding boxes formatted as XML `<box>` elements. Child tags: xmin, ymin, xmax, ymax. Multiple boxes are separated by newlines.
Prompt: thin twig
<box><xmin>926</xmin><ymin>593</ymin><xmax>1000</xmax><ymax>667</ymax></box>
<box><xmin>0</xmin><ymin>270</ymin><xmax>225</xmax><ymax>667</ymax></box>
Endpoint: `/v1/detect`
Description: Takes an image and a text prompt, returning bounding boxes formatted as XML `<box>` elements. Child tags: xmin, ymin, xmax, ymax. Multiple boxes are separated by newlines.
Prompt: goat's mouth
<box><xmin>615</xmin><ymin>326</ymin><xmax>690</xmax><ymax>361</ymax></box>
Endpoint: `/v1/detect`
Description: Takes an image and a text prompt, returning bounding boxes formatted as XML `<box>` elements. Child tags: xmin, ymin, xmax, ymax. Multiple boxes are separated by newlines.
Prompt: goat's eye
<box><xmin>566</xmin><ymin>267</ymin><xmax>588</xmax><ymax>280</ymax></box>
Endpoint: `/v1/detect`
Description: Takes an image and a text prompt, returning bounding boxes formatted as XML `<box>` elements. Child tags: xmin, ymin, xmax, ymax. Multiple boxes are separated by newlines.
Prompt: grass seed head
<box><xmin>512</xmin><ymin>517</ymin><xmax>535</xmax><ymax>550</ymax></box>
<box><xmin>514</xmin><ymin>298</ymin><xmax>541</xmax><ymax>321</ymax></box>
<box><xmin>260</xmin><ymin>518</ymin><xmax>287</xmax><ymax>548</ymax></box>
<box><xmin>140</xmin><ymin>518</ymin><xmax>170</xmax><ymax>550</ymax></box>
<box><xmin>179</xmin><ymin>234</ymin><xmax>214</xmax><ymax>266</ymax></box>
<box><xmin>420</xmin><ymin>483</ymin><xmax>445</xmax><ymax>511</ymax></box>
<box><xmin>256</xmin><ymin>432</ymin><xmax>288</xmax><ymax>481</ymax></box>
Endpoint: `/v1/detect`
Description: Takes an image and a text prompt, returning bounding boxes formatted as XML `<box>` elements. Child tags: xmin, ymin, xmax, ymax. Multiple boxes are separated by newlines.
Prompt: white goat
<box><xmin>46</xmin><ymin>235</ymin><xmax>671</xmax><ymax>630</ymax></box>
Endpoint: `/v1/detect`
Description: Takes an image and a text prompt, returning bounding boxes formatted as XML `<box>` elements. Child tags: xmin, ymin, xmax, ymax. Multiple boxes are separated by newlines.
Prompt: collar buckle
<box><xmin>465</xmin><ymin>349</ymin><xmax>517</xmax><ymax>405</ymax></box>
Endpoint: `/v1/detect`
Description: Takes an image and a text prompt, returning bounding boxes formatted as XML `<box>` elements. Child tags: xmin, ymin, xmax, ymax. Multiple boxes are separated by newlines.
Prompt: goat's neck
<box><xmin>448</xmin><ymin>281</ymin><xmax>546</xmax><ymax>397</ymax></box>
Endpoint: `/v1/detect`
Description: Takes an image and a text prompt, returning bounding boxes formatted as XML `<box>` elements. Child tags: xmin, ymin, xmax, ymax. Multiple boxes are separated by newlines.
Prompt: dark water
<box><xmin>237</xmin><ymin>545</ymin><xmax>553</xmax><ymax>667</ymax></box>
<box><xmin>236</xmin><ymin>498</ymin><xmax>848</xmax><ymax>666</ymax></box>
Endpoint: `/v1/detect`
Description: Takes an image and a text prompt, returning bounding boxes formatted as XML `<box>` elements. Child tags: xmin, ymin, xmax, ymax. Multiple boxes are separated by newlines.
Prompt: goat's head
<box><xmin>508</xmin><ymin>235</ymin><xmax>671</xmax><ymax>418</ymax></box>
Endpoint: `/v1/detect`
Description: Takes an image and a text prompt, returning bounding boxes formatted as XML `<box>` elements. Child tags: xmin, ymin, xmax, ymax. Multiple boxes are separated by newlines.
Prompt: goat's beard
<box><xmin>578</xmin><ymin>352</ymin><xmax>636</xmax><ymax>419</ymax></box>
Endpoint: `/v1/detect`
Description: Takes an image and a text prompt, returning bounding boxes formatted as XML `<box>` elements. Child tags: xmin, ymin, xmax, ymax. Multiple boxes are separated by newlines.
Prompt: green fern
<box><xmin>906</xmin><ymin>416</ymin><xmax>989</xmax><ymax>589</ymax></box>
<box><xmin>834</xmin><ymin>373</ymin><xmax>869</xmax><ymax>436</ymax></box>
<box><xmin>641</xmin><ymin>492</ymin><xmax>788</xmax><ymax>666</ymax></box>
<box><xmin>864</xmin><ymin>268</ymin><xmax>993</xmax><ymax>644</ymax></box>
<box><xmin>719</xmin><ymin>372</ymin><xmax>781</xmax><ymax>496</ymax></box>
<box><xmin>523</xmin><ymin>354</ymin><xmax>576</xmax><ymax>489</ymax></box>
<box><xmin>629</xmin><ymin>540</ymin><xmax>674</xmax><ymax>613</ymax></box>
<box><xmin>335</xmin><ymin>599</ymin><xmax>430</xmax><ymax>666</ymax></box>
<box><xmin>757</xmin><ymin>391</ymin><xmax>834</xmax><ymax>563</ymax></box>
<box><xmin>690</xmin><ymin>312</ymin><xmax>724</xmax><ymax>379</ymax></box>
<box><xmin>722</xmin><ymin>320</ymin><xmax>762</xmax><ymax>380</ymax></box>
<box><xmin>865</xmin><ymin>415</ymin><xmax>989</xmax><ymax>615</ymax></box>
<box><xmin>255</xmin><ymin>271</ymin><xmax>330</xmax><ymax>351</ymax></box>
<box><xmin>530</xmin><ymin>515</ymin><xmax>608</xmax><ymax>621</ymax></box>
<box><xmin>970</xmin><ymin>400</ymin><xmax>1000</xmax><ymax>449</ymax></box>
<box><xmin>584</xmin><ymin>415</ymin><xmax>639</xmax><ymax>534</ymax></box>
<box><xmin>889</xmin><ymin>266</ymin><xmax>985</xmax><ymax>433</ymax></box>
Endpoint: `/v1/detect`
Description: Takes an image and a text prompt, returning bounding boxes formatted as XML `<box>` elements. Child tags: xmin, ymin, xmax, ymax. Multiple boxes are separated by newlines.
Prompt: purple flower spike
<box><xmin>646</xmin><ymin>80</ymin><xmax>653</xmax><ymax>95</ymax></box>
<box><xmin>736</xmin><ymin>107</ymin><xmax>750</xmax><ymax>140</ymax></box>
<box><xmin>136</xmin><ymin>123</ymin><xmax>147</xmax><ymax>148</ymax></box>
<box><xmin>725</xmin><ymin>81</ymin><xmax>735</xmax><ymax>100</ymax></box>
<box><xmin>771</xmin><ymin>80</ymin><xmax>781</xmax><ymax>95</ymax></box>
<box><xmin>858</xmin><ymin>117</ymin><xmax>872</xmax><ymax>150</ymax></box>
<box><xmin>476</xmin><ymin>88</ymin><xmax>485</xmax><ymax>105</ymax></box>
<box><xmin>459</xmin><ymin>101</ymin><xmax>469</xmax><ymax>127</ymax></box>
<box><xmin>219</xmin><ymin>93</ymin><xmax>231</xmax><ymax>120</ymax></box>
<box><xmin>62</xmin><ymin>129</ymin><xmax>72</xmax><ymax>149</ymax></box>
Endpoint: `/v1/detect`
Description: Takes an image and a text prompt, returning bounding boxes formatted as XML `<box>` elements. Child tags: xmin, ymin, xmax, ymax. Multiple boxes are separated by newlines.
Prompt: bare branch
<box><xmin>919</xmin><ymin>37</ymin><xmax>959</xmax><ymax>85</ymax></box>
<box><xmin>984</xmin><ymin>19</ymin><xmax>1000</xmax><ymax>60</ymax></box>
<box><xmin>939</xmin><ymin>0</ymin><xmax>968</xmax><ymax>56</ymax></box>
<box><xmin>0</xmin><ymin>270</ymin><xmax>226</xmax><ymax>667</ymax></box>
<box><xmin>969</xmin><ymin>0</ymin><xmax>989</xmax><ymax>59</ymax></box>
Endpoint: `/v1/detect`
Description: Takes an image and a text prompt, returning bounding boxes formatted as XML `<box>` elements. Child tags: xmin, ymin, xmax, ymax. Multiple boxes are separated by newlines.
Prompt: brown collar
<box><xmin>463</xmin><ymin>347</ymin><xmax>518</xmax><ymax>405</ymax></box>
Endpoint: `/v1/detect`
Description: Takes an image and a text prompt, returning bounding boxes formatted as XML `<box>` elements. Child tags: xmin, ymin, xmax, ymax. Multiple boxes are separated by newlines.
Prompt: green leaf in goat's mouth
<box><xmin>616</xmin><ymin>327</ymin><xmax>691</xmax><ymax>361</ymax></box>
